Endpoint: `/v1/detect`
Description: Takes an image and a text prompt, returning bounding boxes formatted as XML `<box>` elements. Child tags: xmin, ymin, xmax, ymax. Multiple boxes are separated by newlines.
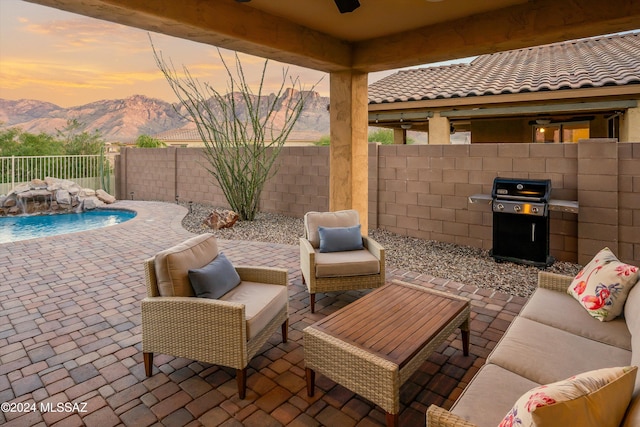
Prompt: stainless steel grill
<box><xmin>491</xmin><ymin>177</ymin><xmax>554</xmax><ymax>267</ymax></box>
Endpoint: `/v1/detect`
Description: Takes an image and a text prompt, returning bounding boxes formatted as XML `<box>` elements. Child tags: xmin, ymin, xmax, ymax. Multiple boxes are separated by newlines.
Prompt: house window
<box><xmin>533</xmin><ymin>121</ymin><xmax>589</xmax><ymax>143</ymax></box>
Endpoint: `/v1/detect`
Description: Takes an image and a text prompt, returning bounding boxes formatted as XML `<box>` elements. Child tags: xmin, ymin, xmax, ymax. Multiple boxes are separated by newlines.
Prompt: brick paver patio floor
<box><xmin>0</xmin><ymin>201</ymin><xmax>528</xmax><ymax>427</ymax></box>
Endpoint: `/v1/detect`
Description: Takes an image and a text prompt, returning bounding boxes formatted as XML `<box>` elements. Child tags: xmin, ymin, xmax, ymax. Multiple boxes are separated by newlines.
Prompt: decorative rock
<box><xmin>96</xmin><ymin>189</ymin><xmax>116</xmax><ymax>204</ymax></box>
<box><xmin>203</xmin><ymin>209</ymin><xmax>239</xmax><ymax>230</ymax></box>
<box><xmin>56</xmin><ymin>190</ymin><xmax>72</xmax><ymax>205</ymax></box>
<box><xmin>12</xmin><ymin>183</ymin><xmax>31</xmax><ymax>194</ymax></box>
<box><xmin>81</xmin><ymin>197</ymin><xmax>103</xmax><ymax>210</ymax></box>
<box><xmin>31</xmin><ymin>179</ymin><xmax>47</xmax><ymax>189</ymax></box>
<box><xmin>2</xmin><ymin>195</ymin><xmax>16</xmax><ymax>208</ymax></box>
<box><xmin>18</xmin><ymin>189</ymin><xmax>52</xmax><ymax>199</ymax></box>
<box><xmin>0</xmin><ymin>178</ymin><xmax>115</xmax><ymax>216</ymax></box>
<box><xmin>45</xmin><ymin>177</ymin><xmax>74</xmax><ymax>190</ymax></box>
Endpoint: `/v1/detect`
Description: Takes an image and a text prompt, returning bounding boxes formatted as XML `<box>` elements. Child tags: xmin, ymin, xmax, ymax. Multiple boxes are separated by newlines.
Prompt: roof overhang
<box><xmin>440</xmin><ymin>100</ymin><xmax>638</xmax><ymax>119</ymax></box>
<box><xmin>368</xmin><ymin>84</ymin><xmax>640</xmax><ymax>112</ymax></box>
<box><xmin>23</xmin><ymin>0</ymin><xmax>640</xmax><ymax>73</ymax></box>
<box><xmin>368</xmin><ymin>87</ymin><xmax>640</xmax><ymax>125</ymax></box>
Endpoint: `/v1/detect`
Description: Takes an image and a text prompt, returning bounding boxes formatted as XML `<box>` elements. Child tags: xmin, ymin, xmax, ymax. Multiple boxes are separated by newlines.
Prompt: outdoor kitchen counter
<box><xmin>468</xmin><ymin>194</ymin><xmax>579</xmax><ymax>214</ymax></box>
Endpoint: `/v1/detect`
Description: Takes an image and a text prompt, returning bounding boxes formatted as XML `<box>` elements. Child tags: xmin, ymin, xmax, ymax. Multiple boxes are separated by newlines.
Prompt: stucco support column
<box><xmin>329</xmin><ymin>70</ymin><xmax>369</xmax><ymax>232</ymax></box>
<box><xmin>620</xmin><ymin>104</ymin><xmax>640</xmax><ymax>142</ymax></box>
<box><xmin>428</xmin><ymin>113</ymin><xmax>451</xmax><ymax>144</ymax></box>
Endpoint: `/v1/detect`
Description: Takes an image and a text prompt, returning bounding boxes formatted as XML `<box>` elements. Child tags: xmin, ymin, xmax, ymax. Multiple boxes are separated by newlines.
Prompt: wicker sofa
<box><xmin>141</xmin><ymin>233</ymin><xmax>289</xmax><ymax>399</ymax></box>
<box><xmin>427</xmin><ymin>270</ymin><xmax>640</xmax><ymax>427</ymax></box>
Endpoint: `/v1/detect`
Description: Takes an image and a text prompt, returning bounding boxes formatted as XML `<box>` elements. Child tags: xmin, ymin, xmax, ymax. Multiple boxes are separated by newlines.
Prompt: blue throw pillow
<box><xmin>318</xmin><ymin>225</ymin><xmax>364</xmax><ymax>253</ymax></box>
<box><xmin>188</xmin><ymin>252</ymin><xmax>241</xmax><ymax>299</ymax></box>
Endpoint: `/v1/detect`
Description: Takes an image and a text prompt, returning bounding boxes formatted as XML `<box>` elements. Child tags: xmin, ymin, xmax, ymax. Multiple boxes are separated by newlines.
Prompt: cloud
<box><xmin>0</xmin><ymin>57</ymin><xmax>163</xmax><ymax>91</ymax></box>
<box><xmin>2</xmin><ymin>1</ymin><xmax>329</xmax><ymax>106</ymax></box>
<box><xmin>21</xmin><ymin>17</ymin><xmax>149</xmax><ymax>53</ymax></box>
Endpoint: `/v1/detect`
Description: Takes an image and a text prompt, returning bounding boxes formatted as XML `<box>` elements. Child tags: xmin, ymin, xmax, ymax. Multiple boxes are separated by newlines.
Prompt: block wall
<box><xmin>618</xmin><ymin>143</ymin><xmax>640</xmax><ymax>264</ymax></box>
<box><xmin>116</xmin><ymin>141</ymin><xmax>640</xmax><ymax>265</ymax></box>
<box><xmin>261</xmin><ymin>146</ymin><xmax>330</xmax><ymax>217</ymax></box>
<box><xmin>375</xmin><ymin>143</ymin><xmax>579</xmax><ymax>262</ymax></box>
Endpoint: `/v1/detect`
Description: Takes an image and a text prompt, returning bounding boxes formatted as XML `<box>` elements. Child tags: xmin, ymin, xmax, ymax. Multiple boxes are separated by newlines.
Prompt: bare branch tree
<box><xmin>152</xmin><ymin>40</ymin><xmax>314</xmax><ymax>220</ymax></box>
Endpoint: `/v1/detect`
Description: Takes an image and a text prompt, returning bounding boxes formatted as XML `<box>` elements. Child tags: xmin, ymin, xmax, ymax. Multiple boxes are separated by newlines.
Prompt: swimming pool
<box><xmin>0</xmin><ymin>209</ymin><xmax>137</xmax><ymax>243</ymax></box>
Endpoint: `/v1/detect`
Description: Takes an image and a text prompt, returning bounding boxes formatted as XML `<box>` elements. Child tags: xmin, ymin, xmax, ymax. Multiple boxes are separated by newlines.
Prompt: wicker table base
<box><xmin>304</xmin><ymin>280</ymin><xmax>470</xmax><ymax>427</ymax></box>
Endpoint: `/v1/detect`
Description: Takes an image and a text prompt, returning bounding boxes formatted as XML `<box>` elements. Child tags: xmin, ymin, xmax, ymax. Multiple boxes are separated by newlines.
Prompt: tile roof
<box><xmin>154</xmin><ymin>127</ymin><xmax>203</xmax><ymax>141</ymax></box>
<box><xmin>368</xmin><ymin>32</ymin><xmax>640</xmax><ymax>104</ymax></box>
<box><xmin>154</xmin><ymin>126</ymin><xmax>322</xmax><ymax>143</ymax></box>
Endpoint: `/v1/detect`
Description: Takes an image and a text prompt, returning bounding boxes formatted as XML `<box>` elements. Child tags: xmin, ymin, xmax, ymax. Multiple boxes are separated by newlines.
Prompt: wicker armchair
<box><xmin>141</xmin><ymin>234</ymin><xmax>289</xmax><ymax>399</ymax></box>
<box><xmin>300</xmin><ymin>210</ymin><xmax>385</xmax><ymax>313</ymax></box>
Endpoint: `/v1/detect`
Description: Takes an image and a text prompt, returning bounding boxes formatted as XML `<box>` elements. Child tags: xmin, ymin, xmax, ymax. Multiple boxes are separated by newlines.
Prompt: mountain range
<box><xmin>0</xmin><ymin>91</ymin><xmax>331</xmax><ymax>143</ymax></box>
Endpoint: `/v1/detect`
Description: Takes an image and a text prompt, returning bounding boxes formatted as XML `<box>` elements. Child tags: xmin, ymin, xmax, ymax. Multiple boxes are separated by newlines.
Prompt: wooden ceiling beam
<box><xmin>23</xmin><ymin>0</ymin><xmax>640</xmax><ymax>73</ymax></box>
<box><xmin>24</xmin><ymin>0</ymin><xmax>353</xmax><ymax>72</ymax></box>
<box><xmin>353</xmin><ymin>0</ymin><xmax>640</xmax><ymax>72</ymax></box>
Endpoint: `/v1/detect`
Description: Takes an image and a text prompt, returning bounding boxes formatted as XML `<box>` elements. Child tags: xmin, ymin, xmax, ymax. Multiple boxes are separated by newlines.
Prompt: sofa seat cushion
<box><xmin>154</xmin><ymin>233</ymin><xmax>219</xmax><ymax>297</ymax></box>
<box><xmin>520</xmin><ymin>288</ymin><xmax>631</xmax><ymax>350</ymax></box>
<box><xmin>500</xmin><ymin>366</ymin><xmax>637</xmax><ymax>427</ymax></box>
<box><xmin>451</xmin><ymin>363</ymin><xmax>540</xmax><ymax>427</ymax></box>
<box><xmin>624</xmin><ymin>282</ymin><xmax>640</xmax><ymax>386</ymax></box>
<box><xmin>314</xmin><ymin>249</ymin><xmax>380</xmax><ymax>278</ymax></box>
<box><xmin>487</xmin><ymin>317</ymin><xmax>632</xmax><ymax>385</ymax></box>
<box><xmin>219</xmin><ymin>281</ymin><xmax>288</xmax><ymax>340</ymax></box>
<box><xmin>623</xmin><ymin>281</ymin><xmax>640</xmax><ymax>426</ymax></box>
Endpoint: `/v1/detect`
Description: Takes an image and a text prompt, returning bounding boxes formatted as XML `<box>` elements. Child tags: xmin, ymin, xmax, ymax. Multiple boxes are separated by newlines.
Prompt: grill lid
<box><xmin>491</xmin><ymin>178</ymin><xmax>551</xmax><ymax>202</ymax></box>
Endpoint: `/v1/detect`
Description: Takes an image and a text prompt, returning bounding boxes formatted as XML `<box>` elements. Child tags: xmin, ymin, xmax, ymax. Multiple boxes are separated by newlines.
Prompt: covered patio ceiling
<box><xmin>23</xmin><ymin>0</ymin><xmax>640</xmax><ymax>73</ymax></box>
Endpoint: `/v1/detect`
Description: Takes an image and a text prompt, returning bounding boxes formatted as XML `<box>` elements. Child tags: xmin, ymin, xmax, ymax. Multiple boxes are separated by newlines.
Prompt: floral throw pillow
<box><xmin>568</xmin><ymin>247</ymin><xmax>639</xmax><ymax>321</ymax></box>
<box><xmin>499</xmin><ymin>366</ymin><xmax>637</xmax><ymax>427</ymax></box>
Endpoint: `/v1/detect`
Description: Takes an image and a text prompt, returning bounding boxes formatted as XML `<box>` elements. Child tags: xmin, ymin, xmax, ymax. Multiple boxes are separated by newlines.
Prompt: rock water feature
<box><xmin>0</xmin><ymin>177</ymin><xmax>116</xmax><ymax>216</ymax></box>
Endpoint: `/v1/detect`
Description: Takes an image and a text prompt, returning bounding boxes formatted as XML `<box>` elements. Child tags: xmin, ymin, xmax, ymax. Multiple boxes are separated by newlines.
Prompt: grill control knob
<box><xmin>496</xmin><ymin>203</ymin><xmax>504</xmax><ymax>211</ymax></box>
<box><xmin>513</xmin><ymin>205</ymin><xmax>521</xmax><ymax>212</ymax></box>
<box><xmin>532</xmin><ymin>207</ymin><xmax>539</xmax><ymax>214</ymax></box>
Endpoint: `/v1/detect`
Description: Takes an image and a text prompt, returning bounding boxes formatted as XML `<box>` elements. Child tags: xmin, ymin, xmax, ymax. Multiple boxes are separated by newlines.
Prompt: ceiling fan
<box><xmin>235</xmin><ymin>0</ymin><xmax>361</xmax><ymax>14</ymax></box>
<box><xmin>334</xmin><ymin>0</ymin><xmax>360</xmax><ymax>13</ymax></box>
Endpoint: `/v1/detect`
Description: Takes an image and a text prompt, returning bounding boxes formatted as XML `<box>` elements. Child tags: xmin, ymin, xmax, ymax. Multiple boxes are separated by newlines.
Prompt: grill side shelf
<box><xmin>548</xmin><ymin>199</ymin><xmax>579</xmax><ymax>214</ymax></box>
<box><xmin>468</xmin><ymin>194</ymin><xmax>492</xmax><ymax>204</ymax></box>
<box><xmin>468</xmin><ymin>194</ymin><xmax>578</xmax><ymax>214</ymax></box>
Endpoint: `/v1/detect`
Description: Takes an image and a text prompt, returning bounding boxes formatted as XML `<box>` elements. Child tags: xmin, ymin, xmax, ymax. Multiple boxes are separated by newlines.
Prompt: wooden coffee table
<box><xmin>304</xmin><ymin>280</ymin><xmax>470</xmax><ymax>427</ymax></box>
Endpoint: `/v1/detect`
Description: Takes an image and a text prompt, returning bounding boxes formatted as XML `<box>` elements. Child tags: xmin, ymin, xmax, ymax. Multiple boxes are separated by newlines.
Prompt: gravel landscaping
<box><xmin>181</xmin><ymin>202</ymin><xmax>582</xmax><ymax>298</ymax></box>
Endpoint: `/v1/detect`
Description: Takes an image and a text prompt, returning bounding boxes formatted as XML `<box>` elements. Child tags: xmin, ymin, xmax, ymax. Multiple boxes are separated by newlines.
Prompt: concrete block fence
<box><xmin>114</xmin><ymin>140</ymin><xmax>640</xmax><ymax>266</ymax></box>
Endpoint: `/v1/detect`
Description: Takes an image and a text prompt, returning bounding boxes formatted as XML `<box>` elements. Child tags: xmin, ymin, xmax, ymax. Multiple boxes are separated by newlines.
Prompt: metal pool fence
<box><xmin>0</xmin><ymin>154</ymin><xmax>113</xmax><ymax>196</ymax></box>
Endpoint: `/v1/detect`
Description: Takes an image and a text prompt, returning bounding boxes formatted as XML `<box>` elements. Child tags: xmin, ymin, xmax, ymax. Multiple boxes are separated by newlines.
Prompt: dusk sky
<box><xmin>1</xmin><ymin>0</ymin><xmax>466</xmax><ymax>109</ymax></box>
<box><xmin>0</xmin><ymin>0</ymin><xmax>331</xmax><ymax>108</ymax></box>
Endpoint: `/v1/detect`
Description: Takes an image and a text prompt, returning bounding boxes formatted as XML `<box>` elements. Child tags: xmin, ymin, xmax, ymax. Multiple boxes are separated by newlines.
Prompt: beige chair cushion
<box><xmin>219</xmin><ymin>282</ymin><xmax>288</xmax><ymax>340</ymax></box>
<box><xmin>314</xmin><ymin>249</ymin><xmax>380</xmax><ymax>278</ymax></box>
<box><xmin>304</xmin><ymin>210</ymin><xmax>360</xmax><ymax>249</ymax></box>
<box><xmin>500</xmin><ymin>366</ymin><xmax>636</xmax><ymax>427</ymax></box>
<box><xmin>520</xmin><ymin>288</ymin><xmax>631</xmax><ymax>350</ymax></box>
<box><xmin>154</xmin><ymin>233</ymin><xmax>219</xmax><ymax>297</ymax></box>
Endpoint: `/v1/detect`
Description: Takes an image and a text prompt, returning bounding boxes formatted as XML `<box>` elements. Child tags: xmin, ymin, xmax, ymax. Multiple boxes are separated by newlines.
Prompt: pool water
<box><xmin>0</xmin><ymin>209</ymin><xmax>137</xmax><ymax>243</ymax></box>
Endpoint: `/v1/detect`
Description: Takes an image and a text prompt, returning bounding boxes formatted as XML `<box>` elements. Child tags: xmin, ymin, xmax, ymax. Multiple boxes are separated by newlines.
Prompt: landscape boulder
<box><xmin>96</xmin><ymin>189</ymin><xmax>116</xmax><ymax>204</ymax></box>
<box><xmin>203</xmin><ymin>209</ymin><xmax>239</xmax><ymax>230</ymax></box>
